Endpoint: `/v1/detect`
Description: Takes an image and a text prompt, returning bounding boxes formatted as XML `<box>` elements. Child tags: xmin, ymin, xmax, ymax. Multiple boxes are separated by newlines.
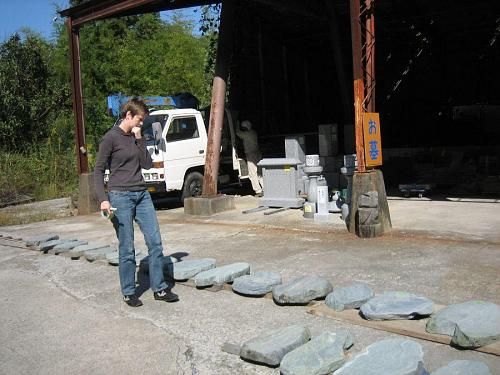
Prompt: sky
<box><xmin>0</xmin><ymin>0</ymin><xmax>201</xmax><ymax>42</ymax></box>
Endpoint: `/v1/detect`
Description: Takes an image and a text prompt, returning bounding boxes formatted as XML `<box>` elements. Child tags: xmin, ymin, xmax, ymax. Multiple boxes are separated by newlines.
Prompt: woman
<box><xmin>94</xmin><ymin>98</ymin><xmax>178</xmax><ymax>307</ymax></box>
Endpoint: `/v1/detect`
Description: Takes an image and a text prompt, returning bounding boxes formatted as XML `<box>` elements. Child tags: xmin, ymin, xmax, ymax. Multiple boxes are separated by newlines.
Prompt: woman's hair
<box><xmin>120</xmin><ymin>98</ymin><xmax>148</xmax><ymax>119</ymax></box>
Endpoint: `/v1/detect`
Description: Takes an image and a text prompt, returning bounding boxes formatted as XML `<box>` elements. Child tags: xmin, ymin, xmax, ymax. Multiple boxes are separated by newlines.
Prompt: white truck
<box><xmin>139</xmin><ymin>107</ymin><xmax>249</xmax><ymax>201</ymax></box>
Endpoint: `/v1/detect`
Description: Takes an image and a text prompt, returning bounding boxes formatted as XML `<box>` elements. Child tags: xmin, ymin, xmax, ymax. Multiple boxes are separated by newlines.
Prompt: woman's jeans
<box><xmin>109</xmin><ymin>190</ymin><xmax>167</xmax><ymax>296</ymax></box>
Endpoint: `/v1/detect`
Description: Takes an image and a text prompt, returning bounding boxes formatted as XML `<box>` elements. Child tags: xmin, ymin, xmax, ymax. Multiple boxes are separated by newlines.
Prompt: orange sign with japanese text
<box><xmin>363</xmin><ymin>112</ymin><xmax>382</xmax><ymax>167</ymax></box>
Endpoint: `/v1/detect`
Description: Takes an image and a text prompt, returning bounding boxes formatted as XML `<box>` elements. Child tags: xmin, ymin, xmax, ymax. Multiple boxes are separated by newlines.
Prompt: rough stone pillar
<box><xmin>348</xmin><ymin>170</ymin><xmax>391</xmax><ymax>237</ymax></box>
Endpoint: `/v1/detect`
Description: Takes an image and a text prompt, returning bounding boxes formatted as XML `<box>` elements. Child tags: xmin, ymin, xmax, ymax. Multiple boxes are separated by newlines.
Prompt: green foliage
<box><xmin>0</xmin><ymin>32</ymin><xmax>70</xmax><ymax>149</ymax></box>
<box><xmin>0</xmin><ymin>8</ymin><xmax>217</xmax><ymax>205</ymax></box>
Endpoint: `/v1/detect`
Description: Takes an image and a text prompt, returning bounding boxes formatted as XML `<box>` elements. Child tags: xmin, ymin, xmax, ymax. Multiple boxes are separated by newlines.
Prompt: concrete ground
<box><xmin>0</xmin><ymin>195</ymin><xmax>499</xmax><ymax>374</ymax></box>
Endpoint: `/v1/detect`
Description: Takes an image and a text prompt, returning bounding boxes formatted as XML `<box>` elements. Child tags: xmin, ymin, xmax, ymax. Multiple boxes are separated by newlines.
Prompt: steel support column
<box><xmin>202</xmin><ymin>0</ymin><xmax>236</xmax><ymax>196</ymax></box>
<box><xmin>67</xmin><ymin>18</ymin><xmax>88</xmax><ymax>174</ymax></box>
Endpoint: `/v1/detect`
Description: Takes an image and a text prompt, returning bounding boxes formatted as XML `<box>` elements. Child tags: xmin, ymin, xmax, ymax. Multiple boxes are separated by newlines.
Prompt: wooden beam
<box><xmin>67</xmin><ymin>18</ymin><xmax>88</xmax><ymax>174</ymax></box>
<box><xmin>202</xmin><ymin>0</ymin><xmax>236</xmax><ymax>197</ymax></box>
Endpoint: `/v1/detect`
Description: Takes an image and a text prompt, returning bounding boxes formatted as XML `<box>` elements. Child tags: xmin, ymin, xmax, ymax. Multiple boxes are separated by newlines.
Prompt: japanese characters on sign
<box><xmin>362</xmin><ymin>112</ymin><xmax>383</xmax><ymax>167</ymax></box>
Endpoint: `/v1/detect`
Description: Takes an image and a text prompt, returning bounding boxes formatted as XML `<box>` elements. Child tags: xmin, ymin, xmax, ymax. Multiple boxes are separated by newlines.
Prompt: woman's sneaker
<box><xmin>154</xmin><ymin>288</ymin><xmax>179</xmax><ymax>302</ymax></box>
<box><xmin>123</xmin><ymin>294</ymin><xmax>143</xmax><ymax>307</ymax></box>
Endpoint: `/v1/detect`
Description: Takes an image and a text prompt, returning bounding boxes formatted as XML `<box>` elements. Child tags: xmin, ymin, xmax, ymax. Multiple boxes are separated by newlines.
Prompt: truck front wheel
<box><xmin>181</xmin><ymin>171</ymin><xmax>203</xmax><ymax>202</ymax></box>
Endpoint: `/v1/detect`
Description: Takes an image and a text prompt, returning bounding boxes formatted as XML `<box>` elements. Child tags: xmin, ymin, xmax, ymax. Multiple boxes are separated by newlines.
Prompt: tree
<box><xmin>0</xmin><ymin>32</ymin><xmax>68</xmax><ymax>150</ymax></box>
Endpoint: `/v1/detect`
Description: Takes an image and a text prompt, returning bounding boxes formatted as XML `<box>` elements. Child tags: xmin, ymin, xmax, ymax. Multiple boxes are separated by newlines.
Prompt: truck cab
<box><xmin>140</xmin><ymin>107</ymin><xmax>249</xmax><ymax>201</ymax></box>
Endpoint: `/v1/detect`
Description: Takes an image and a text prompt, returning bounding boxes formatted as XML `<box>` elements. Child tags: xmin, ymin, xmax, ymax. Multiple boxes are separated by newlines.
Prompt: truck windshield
<box><xmin>142</xmin><ymin>114</ymin><xmax>168</xmax><ymax>141</ymax></box>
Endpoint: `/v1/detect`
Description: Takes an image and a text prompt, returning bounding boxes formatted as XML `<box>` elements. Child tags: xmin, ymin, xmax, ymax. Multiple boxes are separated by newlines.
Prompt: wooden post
<box><xmin>349</xmin><ymin>0</ymin><xmax>366</xmax><ymax>172</ymax></box>
<box><xmin>202</xmin><ymin>0</ymin><xmax>236</xmax><ymax>197</ymax></box>
<box><xmin>67</xmin><ymin>17</ymin><xmax>88</xmax><ymax>174</ymax></box>
<box><xmin>365</xmin><ymin>0</ymin><xmax>375</xmax><ymax>112</ymax></box>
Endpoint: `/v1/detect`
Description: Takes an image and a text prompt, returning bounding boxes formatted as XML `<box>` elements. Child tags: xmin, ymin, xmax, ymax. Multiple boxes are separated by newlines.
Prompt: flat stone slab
<box><xmin>138</xmin><ymin>254</ymin><xmax>178</xmax><ymax>273</ymax></box>
<box><xmin>280</xmin><ymin>331</ymin><xmax>354</xmax><ymax>375</ymax></box>
<box><xmin>426</xmin><ymin>300</ymin><xmax>500</xmax><ymax>348</ymax></box>
<box><xmin>431</xmin><ymin>360</ymin><xmax>492</xmax><ymax>375</ymax></box>
<box><xmin>49</xmin><ymin>240</ymin><xmax>88</xmax><ymax>254</ymax></box>
<box><xmin>172</xmin><ymin>258</ymin><xmax>217</xmax><ymax>280</ymax></box>
<box><xmin>39</xmin><ymin>239</ymin><xmax>77</xmax><ymax>252</ymax></box>
<box><xmin>360</xmin><ymin>291</ymin><xmax>434</xmax><ymax>320</ymax></box>
<box><xmin>335</xmin><ymin>338</ymin><xmax>427</xmax><ymax>375</ymax></box>
<box><xmin>25</xmin><ymin>233</ymin><xmax>59</xmax><ymax>246</ymax></box>
<box><xmin>240</xmin><ymin>325</ymin><xmax>311</xmax><ymax>367</ymax></box>
<box><xmin>272</xmin><ymin>276</ymin><xmax>333</xmax><ymax>305</ymax></box>
<box><xmin>60</xmin><ymin>243</ymin><xmax>108</xmax><ymax>256</ymax></box>
<box><xmin>105</xmin><ymin>251</ymin><xmax>144</xmax><ymax>266</ymax></box>
<box><xmin>106</xmin><ymin>251</ymin><xmax>119</xmax><ymax>265</ymax></box>
<box><xmin>84</xmin><ymin>247</ymin><xmax>116</xmax><ymax>261</ymax></box>
<box><xmin>326</xmin><ymin>282</ymin><xmax>374</xmax><ymax>311</ymax></box>
<box><xmin>232</xmin><ymin>272</ymin><xmax>282</xmax><ymax>296</ymax></box>
<box><xmin>194</xmin><ymin>262</ymin><xmax>250</xmax><ymax>287</ymax></box>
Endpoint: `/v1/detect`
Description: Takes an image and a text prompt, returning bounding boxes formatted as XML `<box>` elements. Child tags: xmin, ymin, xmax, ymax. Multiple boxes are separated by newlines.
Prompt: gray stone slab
<box><xmin>360</xmin><ymin>291</ymin><xmax>434</xmax><ymax>320</ymax></box>
<box><xmin>272</xmin><ymin>276</ymin><xmax>333</xmax><ymax>305</ymax></box>
<box><xmin>59</xmin><ymin>243</ymin><xmax>108</xmax><ymax>256</ymax></box>
<box><xmin>106</xmin><ymin>251</ymin><xmax>119</xmax><ymax>265</ymax></box>
<box><xmin>84</xmin><ymin>247</ymin><xmax>116</xmax><ymax>262</ymax></box>
<box><xmin>49</xmin><ymin>240</ymin><xmax>88</xmax><ymax>254</ymax></box>
<box><xmin>431</xmin><ymin>360</ymin><xmax>492</xmax><ymax>375</ymax></box>
<box><xmin>232</xmin><ymin>272</ymin><xmax>282</xmax><ymax>296</ymax></box>
<box><xmin>138</xmin><ymin>254</ymin><xmax>178</xmax><ymax>273</ymax></box>
<box><xmin>39</xmin><ymin>239</ymin><xmax>77</xmax><ymax>252</ymax></box>
<box><xmin>240</xmin><ymin>325</ymin><xmax>311</xmax><ymax>367</ymax></box>
<box><xmin>280</xmin><ymin>331</ymin><xmax>354</xmax><ymax>375</ymax></box>
<box><xmin>326</xmin><ymin>282</ymin><xmax>374</xmax><ymax>311</ymax></box>
<box><xmin>358</xmin><ymin>191</ymin><xmax>379</xmax><ymax>208</ymax></box>
<box><xmin>105</xmin><ymin>251</ymin><xmax>143</xmax><ymax>266</ymax></box>
<box><xmin>194</xmin><ymin>262</ymin><xmax>250</xmax><ymax>287</ymax></box>
<box><xmin>426</xmin><ymin>300</ymin><xmax>500</xmax><ymax>348</ymax></box>
<box><xmin>335</xmin><ymin>338</ymin><xmax>427</xmax><ymax>375</ymax></box>
<box><xmin>172</xmin><ymin>258</ymin><xmax>217</xmax><ymax>280</ymax></box>
<box><xmin>25</xmin><ymin>233</ymin><xmax>59</xmax><ymax>246</ymax></box>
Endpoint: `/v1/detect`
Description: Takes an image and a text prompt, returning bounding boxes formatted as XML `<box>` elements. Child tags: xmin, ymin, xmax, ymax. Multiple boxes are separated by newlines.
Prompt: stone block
<box><xmin>49</xmin><ymin>240</ymin><xmax>88</xmax><ymax>254</ymax></box>
<box><xmin>184</xmin><ymin>195</ymin><xmax>235</xmax><ymax>216</ymax></box>
<box><xmin>431</xmin><ymin>360</ymin><xmax>491</xmax><ymax>375</ymax></box>
<box><xmin>426</xmin><ymin>300</ymin><xmax>500</xmax><ymax>348</ymax></box>
<box><xmin>172</xmin><ymin>258</ymin><xmax>216</xmax><ymax>280</ymax></box>
<box><xmin>335</xmin><ymin>338</ymin><xmax>427</xmax><ymax>375</ymax></box>
<box><xmin>326</xmin><ymin>282</ymin><xmax>374</xmax><ymax>311</ymax></box>
<box><xmin>272</xmin><ymin>276</ymin><xmax>333</xmax><ymax>305</ymax></box>
<box><xmin>240</xmin><ymin>325</ymin><xmax>311</xmax><ymax>367</ymax></box>
<box><xmin>77</xmin><ymin>173</ymin><xmax>100</xmax><ymax>215</ymax></box>
<box><xmin>138</xmin><ymin>254</ymin><xmax>178</xmax><ymax>273</ymax></box>
<box><xmin>39</xmin><ymin>239</ymin><xmax>77</xmax><ymax>252</ymax></box>
<box><xmin>25</xmin><ymin>234</ymin><xmax>59</xmax><ymax>247</ymax></box>
<box><xmin>360</xmin><ymin>291</ymin><xmax>434</xmax><ymax>320</ymax></box>
<box><xmin>357</xmin><ymin>208</ymin><xmax>379</xmax><ymax>225</ymax></box>
<box><xmin>232</xmin><ymin>272</ymin><xmax>282</xmax><ymax>296</ymax></box>
<box><xmin>348</xmin><ymin>170</ymin><xmax>391</xmax><ymax>238</ymax></box>
<box><xmin>280</xmin><ymin>331</ymin><xmax>353</xmax><ymax>375</ymax></box>
<box><xmin>84</xmin><ymin>247</ymin><xmax>116</xmax><ymax>261</ymax></box>
<box><xmin>358</xmin><ymin>191</ymin><xmax>379</xmax><ymax>208</ymax></box>
<box><xmin>194</xmin><ymin>262</ymin><xmax>250</xmax><ymax>287</ymax></box>
<box><xmin>61</xmin><ymin>243</ymin><xmax>108</xmax><ymax>256</ymax></box>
